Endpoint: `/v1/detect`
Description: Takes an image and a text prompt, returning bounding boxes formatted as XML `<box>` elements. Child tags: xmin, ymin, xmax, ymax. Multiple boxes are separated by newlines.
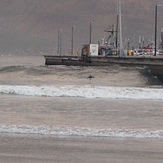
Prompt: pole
<box><xmin>71</xmin><ymin>26</ymin><xmax>74</xmax><ymax>56</ymax></box>
<box><xmin>142</xmin><ymin>36</ymin><xmax>144</xmax><ymax>49</ymax></box>
<box><xmin>119</xmin><ymin>1</ymin><xmax>123</xmax><ymax>57</ymax></box>
<box><xmin>89</xmin><ymin>21</ymin><xmax>92</xmax><ymax>44</ymax></box>
<box><xmin>127</xmin><ymin>39</ymin><xmax>130</xmax><ymax>51</ymax></box>
<box><xmin>58</xmin><ymin>30</ymin><xmax>60</xmax><ymax>55</ymax></box>
<box><xmin>154</xmin><ymin>5</ymin><xmax>157</xmax><ymax>56</ymax></box>
<box><xmin>139</xmin><ymin>36</ymin><xmax>141</xmax><ymax>49</ymax></box>
<box><xmin>116</xmin><ymin>2</ymin><xmax>119</xmax><ymax>51</ymax></box>
<box><xmin>89</xmin><ymin>20</ymin><xmax>94</xmax><ymax>44</ymax></box>
<box><xmin>59</xmin><ymin>29</ymin><xmax>62</xmax><ymax>56</ymax></box>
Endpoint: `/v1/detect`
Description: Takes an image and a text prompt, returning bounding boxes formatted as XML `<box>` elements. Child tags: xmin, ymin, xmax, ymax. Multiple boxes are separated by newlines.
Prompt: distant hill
<box><xmin>0</xmin><ymin>0</ymin><xmax>162</xmax><ymax>55</ymax></box>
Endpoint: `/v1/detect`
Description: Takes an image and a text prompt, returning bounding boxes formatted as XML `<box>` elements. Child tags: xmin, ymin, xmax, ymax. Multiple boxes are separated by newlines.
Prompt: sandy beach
<box><xmin>0</xmin><ymin>55</ymin><xmax>163</xmax><ymax>163</ymax></box>
<box><xmin>0</xmin><ymin>134</ymin><xmax>163</xmax><ymax>163</ymax></box>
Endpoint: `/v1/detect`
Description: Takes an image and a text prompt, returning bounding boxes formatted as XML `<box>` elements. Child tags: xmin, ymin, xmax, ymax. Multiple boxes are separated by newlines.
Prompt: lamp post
<box><xmin>154</xmin><ymin>5</ymin><xmax>162</xmax><ymax>56</ymax></box>
<box><xmin>89</xmin><ymin>20</ymin><xmax>94</xmax><ymax>44</ymax></box>
<box><xmin>58</xmin><ymin>29</ymin><xmax>62</xmax><ymax>56</ymax></box>
<box><xmin>71</xmin><ymin>26</ymin><xmax>75</xmax><ymax>56</ymax></box>
<box><xmin>154</xmin><ymin>5</ymin><xmax>158</xmax><ymax>56</ymax></box>
<box><xmin>60</xmin><ymin>29</ymin><xmax>62</xmax><ymax>56</ymax></box>
<box><xmin>116</xmin><ymin>2</ymin><xmax>119</xmax><ymax>51</ymax></box>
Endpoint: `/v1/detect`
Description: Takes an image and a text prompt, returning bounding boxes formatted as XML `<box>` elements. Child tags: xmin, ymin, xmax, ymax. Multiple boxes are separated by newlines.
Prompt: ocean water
<box><xmin>0</xmin><ymin>54</ymin><xmax>163</xmax><ymax>163</ymax></box>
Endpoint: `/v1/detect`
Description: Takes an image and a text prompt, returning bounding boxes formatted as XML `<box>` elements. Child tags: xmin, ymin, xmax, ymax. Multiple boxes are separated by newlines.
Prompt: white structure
<box><xmin>89</xmin><ymin>44</ymin><xmax>99</xmax><ymax>56</ymax></box>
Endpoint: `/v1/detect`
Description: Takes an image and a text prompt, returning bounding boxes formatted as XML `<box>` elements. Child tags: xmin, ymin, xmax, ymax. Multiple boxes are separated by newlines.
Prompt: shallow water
<box><xmin>0</xmin><ymin>54</ymin><xmax>163</xmax><ymax>162</ymax></box>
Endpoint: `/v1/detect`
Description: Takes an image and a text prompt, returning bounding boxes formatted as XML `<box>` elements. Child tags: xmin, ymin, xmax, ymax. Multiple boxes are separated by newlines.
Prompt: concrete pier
<box><xmin>44</xmin><ymin>55</ymin><xmax>163</xmax><ymax>81</ymax></box>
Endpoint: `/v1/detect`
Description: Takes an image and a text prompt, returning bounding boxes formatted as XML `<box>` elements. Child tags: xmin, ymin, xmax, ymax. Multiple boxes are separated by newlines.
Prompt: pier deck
<box><xmin>44</xmin><ymin>55</ymin><xmax>163</xmax><ymax>66</ymax></box>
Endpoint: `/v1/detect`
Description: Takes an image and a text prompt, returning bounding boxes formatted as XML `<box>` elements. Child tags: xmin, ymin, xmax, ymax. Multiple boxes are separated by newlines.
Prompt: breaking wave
<box><xmin>0</xmin><ymin>125</ymin><xmax>162</xmax><ymax>139</ymax></box>
<box><xmin>0</xmin><ymin>85</ymin><xmax>163</xmax><ymax>100</ymax></box>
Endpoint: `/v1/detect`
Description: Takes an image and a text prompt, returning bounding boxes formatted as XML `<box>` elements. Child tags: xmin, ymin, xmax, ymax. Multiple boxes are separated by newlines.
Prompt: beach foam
<box><xmin>0</xmin><ymin>125</ymin><xmax>162</xmax><ymax>139</ymax></box>
<box><xmin>0</xmin><ymin>85</ymin><xmax>163</xmax><ymax>100</ymax></box>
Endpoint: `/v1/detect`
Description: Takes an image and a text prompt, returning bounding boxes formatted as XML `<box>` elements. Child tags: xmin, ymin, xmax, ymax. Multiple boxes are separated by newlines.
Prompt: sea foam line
<box><xmin>0</xmin><ymin>125</ymin><xmax>162</xmax><ymax>139</ymax></box>
<box><xmin>0</xmin><ymin>85</ymin><xmax>163</xmax><ymax>100</ymax></box>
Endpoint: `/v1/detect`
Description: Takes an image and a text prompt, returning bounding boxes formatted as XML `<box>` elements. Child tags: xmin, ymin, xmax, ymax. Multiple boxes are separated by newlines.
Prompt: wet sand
<box><xmin>1</xmin><ymin>94</ymin><xmax>163</xmax><ymax>130</ymax></box>
<box><xmin>0</xmin><ymin>94</ymin><xmax>163</xmax><ymax>163</ymax></box>
<box><xmin>0</xmin><ymin>134</ymin><xmax>163</xmax><ymax>163</ymax></box>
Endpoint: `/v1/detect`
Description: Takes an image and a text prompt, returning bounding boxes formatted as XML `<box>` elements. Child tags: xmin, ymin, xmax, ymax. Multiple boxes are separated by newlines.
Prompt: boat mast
<box><xmin>116</xmin><ymin>2</ymin><xmax>119</xmax><ymax>53</ymax></box>
<box><xmin>119</xmin><ymin>0</ymin><xmax>123</xmax><ymax>57</ymax></box>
